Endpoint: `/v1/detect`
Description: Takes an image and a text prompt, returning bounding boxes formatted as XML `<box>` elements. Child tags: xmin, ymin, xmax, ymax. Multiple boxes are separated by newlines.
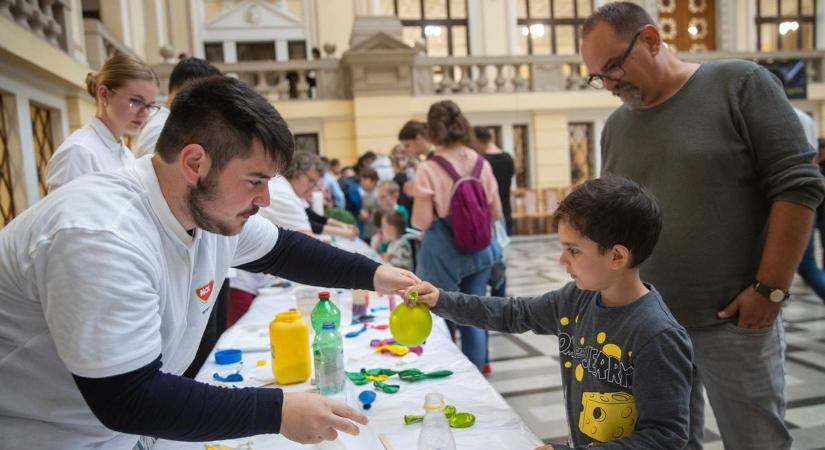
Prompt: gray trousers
<box><xmin>686</xmin><ymin>320</ymin><xmax>791</xmax><ymax>450</ymax></box>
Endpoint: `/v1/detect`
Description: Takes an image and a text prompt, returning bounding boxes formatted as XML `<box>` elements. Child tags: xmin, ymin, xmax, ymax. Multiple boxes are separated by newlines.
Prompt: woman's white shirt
<box><xmin>46</xmin><ymin>117</ymin><xmax>135</xmax><ymax>192</ymax></box>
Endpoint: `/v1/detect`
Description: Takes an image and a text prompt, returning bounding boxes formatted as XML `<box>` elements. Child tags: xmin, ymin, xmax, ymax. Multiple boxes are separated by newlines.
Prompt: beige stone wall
<box><xmin>474</xmin><ymin>0</ymin><xmax>510</xmax><ymax>55</ymax></box>
<box><xmin>315</xmin><ymin>0</ymin><xmax>355</xmax><ymax>58</ymax></box>
<box><xmin>532</xmin><ymin>112</ymin><xmax>571</xmax><ymax>189</ymax></box>
<box><xmin>270</xmin><ymin>90</ymin><xmax>619</xmax><ymax>190</ymax></box>
<box><xmin>0</xmin><ymin>15</ymin><xmax>88</xmax><ymax>90</ymax></box>
<box><xmin>274</xmin><ymin>100</ymin><xmax>358</xmax><ymax>164</ymax></box>
<box><xmin>128</xmin><ymin>0</ymin><xmax>148</xmax><ymax>60</ymax></box>
<box><xmin>66</xmin><ymin>95</ymin><xmax>97</xmax><ymax>133</ymax></box>
<box><xmin>167</xmin><ymin>0</ymin><xmax>194</xmax><ymax>58</ymax></box>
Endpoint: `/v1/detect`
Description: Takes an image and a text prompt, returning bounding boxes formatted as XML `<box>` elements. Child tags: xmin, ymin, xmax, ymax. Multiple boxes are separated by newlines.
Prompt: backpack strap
<box><xmin>470</xmin><ymin>155</ymin><xmax>485</xmax><ymax>179</ymax></box>
<box><xmin>430</xmin><ymin>155</ymin><xmax>461</xmax><ymax>182</ymax></box>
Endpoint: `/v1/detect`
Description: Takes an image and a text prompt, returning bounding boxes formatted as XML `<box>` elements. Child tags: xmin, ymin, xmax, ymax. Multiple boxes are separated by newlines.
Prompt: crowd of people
<box><xmin>0</xmin><ymin>2</ymin><xmax>824</xmax><ymax>449</ymax></box>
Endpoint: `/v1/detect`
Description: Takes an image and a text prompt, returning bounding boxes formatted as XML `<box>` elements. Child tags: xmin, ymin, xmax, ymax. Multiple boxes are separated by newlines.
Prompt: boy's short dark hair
<box><xmin>168</xmin><ymin>57</ymin><xmax>222</xmax><ymax>94</ymax></box>
<box><xmin>156</xmin><ymin>76</ymin><xmax>294</xmax><ymax>174</ymax></box>
<box><xmin>398</xmin><ymin>120</ymin><xmax>427</xmax><ymax>140</ymax></box>
<box><xmin>553</xmin><ymin>176</ymin><xmax>661</xmax><ymax>267</ymax></box>
<box><xmin>359</xmin><ymin>168</ymin><xmax>378</xmax><ymax>182</ymax></box>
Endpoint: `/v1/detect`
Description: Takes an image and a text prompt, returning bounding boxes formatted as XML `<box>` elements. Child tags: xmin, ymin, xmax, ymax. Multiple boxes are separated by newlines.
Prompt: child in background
<box><xmin>373</xmin><ymin>211</ymin><xmax>413</xmax><ymax>271</ymax></box>
<box><xmin>377</xmin><ymin>180</ymin><xmax>410</xmax><ymax>225</ymax></box>
<box><xmin>357</xmin><ymin>168</ymin><xmax>379</xmax><ymax>241</ymax></box>
<box><xmin>404</xmin><ymin>176</ymin><xmax>693</xmax><ymax>449</ymax></box>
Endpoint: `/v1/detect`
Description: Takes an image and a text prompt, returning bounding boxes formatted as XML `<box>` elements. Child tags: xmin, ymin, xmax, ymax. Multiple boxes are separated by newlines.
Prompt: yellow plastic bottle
<box><xmin>270</xmin><ymin>309</ymin><xmax>311</xmax><ymax>385</ymax></box>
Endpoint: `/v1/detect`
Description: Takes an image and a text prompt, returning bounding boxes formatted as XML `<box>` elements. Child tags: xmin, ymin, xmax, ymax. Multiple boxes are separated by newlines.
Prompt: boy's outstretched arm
<box><xmin>404</xmin><ymin>282</ymin><xmax>572</xmax><ymax>335</ymax></box>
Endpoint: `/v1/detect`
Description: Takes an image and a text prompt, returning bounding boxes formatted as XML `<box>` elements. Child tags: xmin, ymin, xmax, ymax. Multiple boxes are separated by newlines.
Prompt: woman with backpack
<box><xmin>411</xmin><ymin>100</ymin><xmax>502</xmax><ymax>370</ymax></box>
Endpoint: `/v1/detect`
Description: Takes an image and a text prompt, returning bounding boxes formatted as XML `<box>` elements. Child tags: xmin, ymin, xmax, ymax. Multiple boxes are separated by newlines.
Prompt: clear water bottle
<box><xmin>417</xmin><ymin>392</ymin><xmax>456</xmax><ymax>450</ymax></box>
<box><xmin>313</xmin><ymin>321</ymin><xmax>345</xmax><ymax>396</ymax></box>
<box><xmin>310</xmin><ymin>291</ymin><xmax>341</xmax><ymax>333</ymax></box>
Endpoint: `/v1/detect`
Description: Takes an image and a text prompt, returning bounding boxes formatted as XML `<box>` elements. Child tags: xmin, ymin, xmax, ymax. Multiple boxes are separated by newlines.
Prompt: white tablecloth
<box><xmin>157</xmin><ymin>238</ymin><xmax>541</xmax><ymax>450</ymax></box>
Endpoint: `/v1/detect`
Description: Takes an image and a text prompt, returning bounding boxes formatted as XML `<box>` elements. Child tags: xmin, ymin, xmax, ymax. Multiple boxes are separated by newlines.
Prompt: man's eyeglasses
<box><xmin>586</xmin><ymin>31</ymin><xmax>642</xmax><ymax>89</ymax></box>
<box><xmin>302</xmin><ymin>172</ymin><xmax>320</xmax><ymax>186</ymax></box>
<box><xmin>110</xmin><ymin>88</ymin><xmax>161</xmax><ymax>116</ymax></box>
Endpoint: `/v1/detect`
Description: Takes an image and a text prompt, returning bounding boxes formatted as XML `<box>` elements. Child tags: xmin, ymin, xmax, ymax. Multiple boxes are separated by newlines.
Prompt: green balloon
<box><xmin>389</xmin><ymin>303</ymin><xmax>432</xmax><ymax>346</ymax></box>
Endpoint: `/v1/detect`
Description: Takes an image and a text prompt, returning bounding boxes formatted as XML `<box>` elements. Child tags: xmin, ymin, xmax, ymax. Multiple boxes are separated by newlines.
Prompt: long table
<box><xmin>157</xmin><ymin>238</ymin><xmax>542</xmax><ymax>450</ymax></box>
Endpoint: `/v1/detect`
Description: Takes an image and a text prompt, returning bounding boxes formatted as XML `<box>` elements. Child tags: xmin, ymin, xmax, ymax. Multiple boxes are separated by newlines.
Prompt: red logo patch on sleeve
<box><xmin>195</xmin><ymin>280</ymin><xmax>215</xmax><ymax>303</ymax></box>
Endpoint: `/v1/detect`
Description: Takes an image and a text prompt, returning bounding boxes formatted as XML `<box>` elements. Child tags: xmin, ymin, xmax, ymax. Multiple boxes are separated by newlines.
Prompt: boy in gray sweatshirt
<box><xmin>405</xmin><ymin>176</ymin><xmax>692</xmax><ymax>449</ymax></box>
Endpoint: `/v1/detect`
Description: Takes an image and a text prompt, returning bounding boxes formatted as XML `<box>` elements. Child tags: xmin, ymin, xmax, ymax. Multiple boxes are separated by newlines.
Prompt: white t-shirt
<box><xmin>133</xmin><ymin>106</ymin><xmax>170</xmax><ymax>157</ymax></box>
<box><xmin>232</xmin><ymin>175</ymin><xmax>311</xmax><ymax>295</ymax></box>
<box><xmin>0</xmin><ymin>155</ymin><xmax>278</xmax><ymax>449</ymax></box>
<box><xmin>258</xmin><ymin>175</ymin><xmax>312</xmax><ymax>231</ymax></box>
<box><xmin>46</xmin><ymin>116</ymin><xmax>136</xmax><ymax>192</ymax></box>
<box><xmin>371</xmin><ymin>155</ymin><xmax>395</xmax><ymax>181</ymax></box>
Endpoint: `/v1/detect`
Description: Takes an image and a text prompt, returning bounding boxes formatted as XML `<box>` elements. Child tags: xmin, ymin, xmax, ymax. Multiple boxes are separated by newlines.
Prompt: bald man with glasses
<box><xmin>580</xmin><ymin>3</ymin><xmax>824</xmax><ymax>450</ymax></box>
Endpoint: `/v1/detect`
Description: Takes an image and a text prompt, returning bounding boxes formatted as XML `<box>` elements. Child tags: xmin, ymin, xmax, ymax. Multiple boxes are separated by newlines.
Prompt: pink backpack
<box><xmin>431</xmin><ymin>155</ymin><xmax>492</xmax><ymax>253</ymax></box>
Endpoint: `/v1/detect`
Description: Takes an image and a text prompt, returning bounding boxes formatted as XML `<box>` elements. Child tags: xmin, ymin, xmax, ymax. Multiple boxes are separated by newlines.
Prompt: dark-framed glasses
<box><xmin>586</xmin><ymin>31</ymin><xmax>642</xmax><ymax>89</ymax></box>
<box><xmin>110</xmin><ymin>88</ymin><xmax>161</xmax><ymax>116</ymax></box>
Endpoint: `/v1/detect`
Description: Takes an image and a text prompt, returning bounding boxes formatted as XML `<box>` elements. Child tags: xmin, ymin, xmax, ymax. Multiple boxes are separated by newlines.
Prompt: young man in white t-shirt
<box><xmin>0</xmin><ymin>76</ymin><xmax>419</xmax><ymax>449</ymax></box>
<box><xmin>133</xmin><ymin>57</ymin><xmax>221</xmax><ymax>158</ymax></box>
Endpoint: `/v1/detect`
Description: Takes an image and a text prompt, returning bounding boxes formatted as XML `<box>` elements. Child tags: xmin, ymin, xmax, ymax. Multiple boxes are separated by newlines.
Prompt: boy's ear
<box><xmin>610</xmin><ymin>244</ymin><xmax>632</xmax><ymax>269</ymax></box>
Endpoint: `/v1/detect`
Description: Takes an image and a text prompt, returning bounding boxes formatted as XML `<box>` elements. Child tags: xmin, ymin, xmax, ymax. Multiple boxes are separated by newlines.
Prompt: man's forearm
<box><xmin>757</xmin><ymin>201</ymin><xmax>814</xmax><ymax>289</ymax></box>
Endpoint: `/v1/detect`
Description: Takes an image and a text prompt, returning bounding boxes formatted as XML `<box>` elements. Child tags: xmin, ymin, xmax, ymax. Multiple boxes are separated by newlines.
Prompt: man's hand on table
<box><xmin>534</xmin><ymin>445</ymin><xmax>555</xmax><ymax>450</ymax></box>
<box><xmin>373</xmin><ymin>265</ymin><xmax>420</xmax><ymax>295</ymax></box>
<box><xmin>280</xmin><ymin>392</ymin><xmax>368</xmax><ymax>444</ymax></box>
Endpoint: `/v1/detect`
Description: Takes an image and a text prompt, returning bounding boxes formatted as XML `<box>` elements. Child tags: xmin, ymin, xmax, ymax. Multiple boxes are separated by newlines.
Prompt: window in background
<box><xmin>0</xmin><ymin>95</ymin><xmax>15</xmax><ymax>227</ymax></box>
<box><xmin>515</xmin><ymin>0</ymin><xmax>593</xmax><ymax>55</ymax></box>
<box><xmin>657</xmin><ymin>0</ymin><xmax>716</xmax><ymax>52</ymax></box>
<box><xmin>513</xmin><ymin>124</ymin><xmax>530</xmax><ymax>188</ymax></box>
<box><xmin>237</xmin><ymin>41</ymin><xmax>276</xmax><ymax>61</ymax></box>
<box><xmin>30</xmin><ymin>103</ymin><xmax>55</xmax><ymax>198</ymax></box>
<box><xmin>380</xmin><ymin>0</ymin><xmax>469</xmax><ymax>56</ymax></box>
<box><xmin>568</xmin><ymin>122</ymin><xmax>592</xmax><ymax>186</ymax></box>
<box><xmin>295</xmin><ymin>133</ymin><xmax>320</xmax><ymax>155</ymax></box>
<box><xmin>204</xmin><ymin>43</ymin><xmax>224</xmax><ymax>63</ymax></box>
<box><xmin>757</xmin><ymin>0</ymin><xmax>816</xmax><ymax>51</ymax></box>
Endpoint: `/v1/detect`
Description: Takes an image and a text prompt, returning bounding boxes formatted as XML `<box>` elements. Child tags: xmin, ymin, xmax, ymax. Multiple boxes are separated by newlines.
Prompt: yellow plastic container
<box><xmin>270</xmin><ymin>309</ymin><xmax>311</xmax><ymax>385</ymax></box>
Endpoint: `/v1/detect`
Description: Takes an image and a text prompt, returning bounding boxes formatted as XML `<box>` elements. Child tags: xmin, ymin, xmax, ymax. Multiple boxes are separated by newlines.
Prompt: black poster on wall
<box><xmin>760</xmin><ymin>59</ymin><xmax>807</xmax><ymax>100</ymax></box>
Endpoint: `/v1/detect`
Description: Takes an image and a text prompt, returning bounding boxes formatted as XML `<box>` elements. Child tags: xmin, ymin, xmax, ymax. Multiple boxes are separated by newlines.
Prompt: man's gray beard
<box><xmin>613</xmin><ymin>85</ymin><xmax>643</xmax><ymax>110</ymax></box>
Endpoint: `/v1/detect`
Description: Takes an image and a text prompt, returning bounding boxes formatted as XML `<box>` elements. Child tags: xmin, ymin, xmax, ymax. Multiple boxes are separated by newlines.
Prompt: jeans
<box><xmin>797</xmin><ymin>227</ymin><xmax>825</xmax><ymax>301</ymax></box>
<box><xmin>417</xmin><ymin>219</ymin><xmax>496</xmax><ymax>371</ymax></box>
<box><xmin>685</xmin><ymin>320</ymin><xmax>790</xmax><ymax>450</ymax></box>
<box><xmin>444</xmin><ymin>267</ymin><xmax>491</xmax><ymax>370</ymax></box>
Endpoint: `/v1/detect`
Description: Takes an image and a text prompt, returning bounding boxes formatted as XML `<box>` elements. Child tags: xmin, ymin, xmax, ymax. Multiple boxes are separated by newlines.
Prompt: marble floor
<box><xmin>486</xmin><ymin>234</ymin><xmax>825</xmax><ymax>450</ymax></box>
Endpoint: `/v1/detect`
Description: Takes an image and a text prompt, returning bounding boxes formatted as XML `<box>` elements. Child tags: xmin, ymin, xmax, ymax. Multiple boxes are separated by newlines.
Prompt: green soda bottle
<box><xmin>310</xmin><ymin>291</ymin><xmax>341</xmax><ymax>333</ymax></box>
<box><xmin>313</xmin><ymin>321</ymin><xmax>345</xmax><ymax>396</ymax></box>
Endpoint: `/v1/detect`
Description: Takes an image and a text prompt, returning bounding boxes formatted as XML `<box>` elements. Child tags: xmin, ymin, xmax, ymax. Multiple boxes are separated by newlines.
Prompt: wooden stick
<box><xmin>377</xmin><ymin>433</ymin><xmax>394</xmax><ymax>450</ymax></box>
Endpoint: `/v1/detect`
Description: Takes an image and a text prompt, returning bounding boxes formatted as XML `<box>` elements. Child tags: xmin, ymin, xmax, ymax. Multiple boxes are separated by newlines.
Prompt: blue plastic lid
<box><xmin>358</xmin><ymin>390</ymin><xmax>377</xmax><ymax>410</ymax></box>
<box><xmin>214</xmin><ymin>349</ymin><xmax>242</xmax><ymax>365</ymax></box>
<box><xmin>322</xmin><ymin>321</ymin><xmax>336</xmax><ymax>330</ymax></box>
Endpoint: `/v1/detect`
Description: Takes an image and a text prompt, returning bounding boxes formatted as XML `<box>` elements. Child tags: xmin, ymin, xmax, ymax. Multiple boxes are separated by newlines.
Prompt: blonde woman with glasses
<box><xmin>46</xmin><ymin>53</ymin><xmax>159</xmax><ymax>192</ymax></box>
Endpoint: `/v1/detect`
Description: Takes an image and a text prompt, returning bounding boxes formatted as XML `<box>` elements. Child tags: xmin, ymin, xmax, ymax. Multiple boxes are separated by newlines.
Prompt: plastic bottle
<box><xmin>417</xmin><ymin>392</ymin><xmax>456</xmax><ymax>450</ymax></box>
<box><xmin>313</xmin><ymin>321</ymin><xmax>345</xmax><ymax>396</ymax></box>
<box><xmin>270</xmin><ymin>309</ymin><xmax>311</xmax><ymax>384</ymax></box>
<box><xmin>310</xmin><ymin>291</ymin><xmax>340</xmax><ymax>333</ymax></box>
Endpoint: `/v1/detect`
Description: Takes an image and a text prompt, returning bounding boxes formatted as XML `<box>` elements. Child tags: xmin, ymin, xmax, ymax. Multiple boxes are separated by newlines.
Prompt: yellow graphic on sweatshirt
<box><xmin>578</xmin><ymin>392</ymin><xmax>638</xmax><ymax>442</ymax></box>
<box><xmin>560</xmin><ymin>327</ymin><xmax>633</xmax><ymax>389</ymax></box>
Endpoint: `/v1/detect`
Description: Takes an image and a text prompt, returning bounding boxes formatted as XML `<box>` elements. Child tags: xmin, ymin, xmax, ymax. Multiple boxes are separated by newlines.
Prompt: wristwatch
<box><xmin>751</xmin><ymin>281</ymin><xmax>790</xmax><ymax>303</ymax></box>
